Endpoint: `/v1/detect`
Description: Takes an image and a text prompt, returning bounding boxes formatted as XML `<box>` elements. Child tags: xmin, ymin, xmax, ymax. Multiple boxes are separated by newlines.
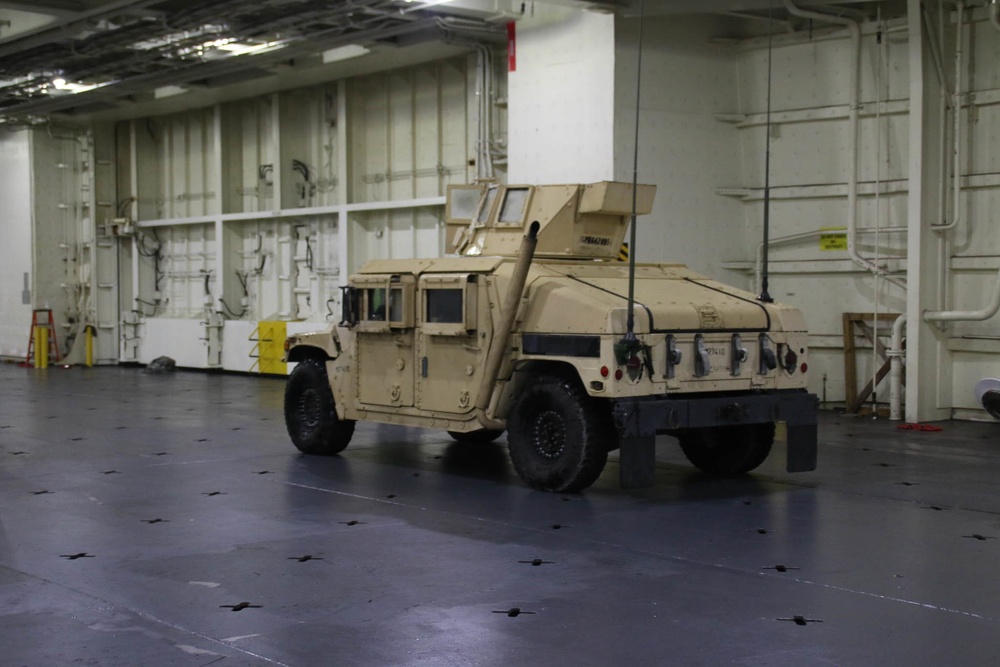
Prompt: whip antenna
<box><xmin>624</xmin><ymin>0</ymin><xmax>645</xmax><ymax>342</ymax></box>
<box><xmin>759</xmin><ymin>0</ymin><xmax>775</xmax><ymax>303</ymax></box>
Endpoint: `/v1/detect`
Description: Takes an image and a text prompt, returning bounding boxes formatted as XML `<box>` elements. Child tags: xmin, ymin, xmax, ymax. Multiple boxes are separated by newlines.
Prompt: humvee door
<box><xmin>415</xmin><ymin>273</ymin><xmax>483</xmax><ymax>415</ymax></box>
<box><xmin>354</xmin><ymin>274</ymin><xmax>416</xmax><ymax>408</ymax></box>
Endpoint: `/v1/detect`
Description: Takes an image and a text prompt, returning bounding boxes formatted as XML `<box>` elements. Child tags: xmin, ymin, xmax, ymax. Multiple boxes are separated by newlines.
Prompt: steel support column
<box><xmin>905</xmin><ymin>0</ymin><xmax>951</xmax><ymax>423</ymax></box>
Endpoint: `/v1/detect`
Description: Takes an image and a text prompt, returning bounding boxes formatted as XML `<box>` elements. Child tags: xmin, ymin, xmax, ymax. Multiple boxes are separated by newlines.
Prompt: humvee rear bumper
<box><xmin>611</xmin><ymin>390</ymin><xmax>818</xmax><ymax>488</ymax></box>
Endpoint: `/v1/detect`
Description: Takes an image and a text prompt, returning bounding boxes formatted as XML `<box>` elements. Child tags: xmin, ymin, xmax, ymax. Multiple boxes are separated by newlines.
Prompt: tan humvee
<box><xmin>284</xmin><ymin>181</ymin><xmax>817</xmax><ymax>492</ymax></box>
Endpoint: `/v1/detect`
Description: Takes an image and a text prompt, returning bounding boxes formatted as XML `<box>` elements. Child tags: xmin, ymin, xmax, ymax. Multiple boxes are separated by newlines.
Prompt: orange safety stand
<box><xmin>20</xmin><ymin>309</ymin><xmax>62</xmax><ymax>367</ymax></box>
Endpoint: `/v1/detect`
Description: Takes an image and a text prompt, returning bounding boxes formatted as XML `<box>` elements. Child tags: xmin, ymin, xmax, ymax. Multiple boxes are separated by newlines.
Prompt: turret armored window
<box><xmin>475</xmin><ymin>185</ymin><xmax>499</xmax><ymax>227</ymax></box>
<box><xmin>497</xmin><ymin>187</ymin><xmax>530</xmax><ymax>227</ymax></box>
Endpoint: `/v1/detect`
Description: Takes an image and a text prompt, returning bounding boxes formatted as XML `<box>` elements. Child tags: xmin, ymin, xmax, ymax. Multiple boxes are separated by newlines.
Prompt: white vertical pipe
<box><xmin>932</xmin><ymin>0</ymin><xmax>965</xmax><ymax>233</ymax></box>
<box><xmin>889</xmin><ymin>314</ymin><xmax>906</xmax><ymax>419</ymax></box>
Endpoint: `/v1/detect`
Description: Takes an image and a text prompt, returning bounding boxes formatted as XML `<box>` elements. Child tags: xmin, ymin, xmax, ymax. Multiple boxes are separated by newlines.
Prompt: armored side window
<box><xmin>475</xmin><ymin>185</ymin><xmax>499</xmax><ymax>227</ymax></box>
<box><xmin>448</xmin><ymin>187</ymin><xmax>482</xmax><ymax>222</ymax></box>
<box><xmin>388</xmin><ymin>288</ymin><xmax>404</xmax><ymax>322</ymax></box>
<box><xmin>365</xmin><ymin>288</ymin><xmax>386</xmax><ymax>321</ymax></box>
<box><xmin>421</xmin><ymin>275</ymin><xmax>477</xmax><ymax>335</ymax></box>
<box><xmin>497</xmin><ymin>187</ymin><xmax>529</xmax><ymax>226</ymax></box>
<box><xmin>426</xmin><ymin>289</ymin><xmax>463</xmax><ymax>324</ymax></box>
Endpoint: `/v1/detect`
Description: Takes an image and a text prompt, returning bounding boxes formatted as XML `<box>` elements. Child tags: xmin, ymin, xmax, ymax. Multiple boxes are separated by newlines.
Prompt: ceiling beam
<box><xmin>0</xmin><ymin>0</ymin><xmax>162</xmax><ymax>56</ymax></box>
<box><xmin>0</xmin><ymin>0</ymin><xmax>84</xmax><ymax>18</ymax></box>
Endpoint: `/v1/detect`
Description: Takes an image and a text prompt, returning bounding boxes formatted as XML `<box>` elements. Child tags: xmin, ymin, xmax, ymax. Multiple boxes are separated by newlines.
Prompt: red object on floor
<box><xmin>18</xmin><ymin>309</ymin><xmax>62</xmax><ymax>367</ymax></box>
<box><xmin>896</xmin><ymin>423</ymin><xmax>943</xmax><ymax>432</ymax></box>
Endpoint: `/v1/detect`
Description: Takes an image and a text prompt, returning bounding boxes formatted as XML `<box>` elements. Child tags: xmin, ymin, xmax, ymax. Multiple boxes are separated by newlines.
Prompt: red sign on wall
<box><xmin>507</xmin><ymin>22</ymin><xmax>516</xmax><ymax>72</ymax></box>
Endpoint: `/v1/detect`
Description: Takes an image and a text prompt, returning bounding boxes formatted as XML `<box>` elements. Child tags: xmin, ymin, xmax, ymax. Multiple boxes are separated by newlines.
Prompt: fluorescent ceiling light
<box><xmin>154</xmin><ymin>85</ymin><xmax>188</xmax><ymax>99</ymax></box>
<box><xmin>322</xmin><ymin>44</ymin><xmax>370</xmax><ymax>64</ymax></box>
<box><xmin>47</xmin><ymin>78</ymin><xmax>109</xmax><ymax>95</ymax></box>
<box><xmin>216</xmin><ymin>40</ymin><xmax>284</xmax><ymax>56</ymax></box>
<box><xmin>402</xmin><ymin>0</ymin><xmax>455</xmax><ymax>8</ymax></box>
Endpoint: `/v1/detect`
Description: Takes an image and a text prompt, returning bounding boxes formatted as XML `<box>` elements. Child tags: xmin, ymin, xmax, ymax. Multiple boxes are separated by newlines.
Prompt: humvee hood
<box><xmin>523</xmin><ymin>263</ymin><xmax>784</xmax><ymax>335</ymax></box>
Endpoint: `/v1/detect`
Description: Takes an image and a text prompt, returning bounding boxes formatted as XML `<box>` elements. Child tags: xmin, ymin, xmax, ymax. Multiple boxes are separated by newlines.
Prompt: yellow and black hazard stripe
<box><xmin>618</xmin><ymin>242</ymin><xmax>629</xmax><ymax>262</ymax></box>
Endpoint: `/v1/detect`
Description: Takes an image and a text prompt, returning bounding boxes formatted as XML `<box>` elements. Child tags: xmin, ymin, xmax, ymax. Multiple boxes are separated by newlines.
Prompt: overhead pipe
<box><xmin>781</xmin><ymin>0</ymin><xmax>905</xmax><ymax>289</ymax></box>
<box><xmin>924</xmin><ymin>273</ymin><xmax>1000</xmax><ymax>322</ymax></box>
<box><xmin>475</xmin><ymin>221</ymin><xmax>540</xmax><ymax>431</ymax></box>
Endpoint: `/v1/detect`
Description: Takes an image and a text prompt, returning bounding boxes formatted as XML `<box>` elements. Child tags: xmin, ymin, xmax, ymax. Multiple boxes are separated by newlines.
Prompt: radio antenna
<box><xmin>623</xmin><ymin>0</ymin><xmax>645</xmax><ymax>343</ymax></box>
<box><xmin>758</xmin><ymin>0</ymin><xmax>775</xmax><ymax>303</ymax></box>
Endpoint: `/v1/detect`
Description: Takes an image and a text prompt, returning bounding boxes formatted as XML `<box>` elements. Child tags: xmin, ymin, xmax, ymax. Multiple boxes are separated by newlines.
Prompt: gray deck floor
<box><xmin>2</xmin><ymin>364</ymin><xmax>1000</xmax><ymax>666</ymax></box>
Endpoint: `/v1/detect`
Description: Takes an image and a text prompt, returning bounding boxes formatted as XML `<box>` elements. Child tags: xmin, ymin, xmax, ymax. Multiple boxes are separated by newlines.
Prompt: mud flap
<box><xmin>786</xmin><ymin>423</ymin><xmax>818</xmax><ymax>472</ymax></box>
<box><xmin>619</xmin><ymin>435</ymin><xmax>656</xmax><ymax>489</ymax></box>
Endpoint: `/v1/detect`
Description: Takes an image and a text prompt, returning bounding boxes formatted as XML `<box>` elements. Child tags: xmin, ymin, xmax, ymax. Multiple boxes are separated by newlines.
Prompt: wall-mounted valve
<box><xmin>665</xmin><ymin>335</ymin><xmax>682</xmax><ymax>379</ymax></box>
<box><xmin>730</xmin><ymin>333</ymin><xmax>748</xmax><ymax>376</ymax></box>
<box><xmin>694</xmin><ymin>334</ymin><xmax>711</xmax><ymax>377</ymax></box>
<box><xmin>759</xmin><ymin>334</ymin><xmax>777</xmax><ymax>374</ymax></box>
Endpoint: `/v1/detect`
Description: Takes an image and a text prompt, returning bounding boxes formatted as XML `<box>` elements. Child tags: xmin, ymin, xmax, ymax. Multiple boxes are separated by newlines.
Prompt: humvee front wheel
<box><xmin>677</xmin><ymin>423</ymin><xmax>775</xmax><ymax>475</ymax></box>
<box><xmin>284</xmin><ymin>358</ymin><xmax>355</xmax><ymax>455</ymax></box>
<box><xmin>507</xmin><ymin>375</ymin><xmax>612</xmax><ymax>492</ymax></box>
<box><xmin>447</xmin><ymin>429</ymin><xmax>505</xmax><ymax>444</ymax></box>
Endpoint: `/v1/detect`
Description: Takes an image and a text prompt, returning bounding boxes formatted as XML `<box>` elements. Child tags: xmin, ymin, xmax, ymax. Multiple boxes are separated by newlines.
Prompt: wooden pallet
<box><xmin>842</xmin><ymin>312</ymin><xmax>902</xmax><ymax>414</ymax></box>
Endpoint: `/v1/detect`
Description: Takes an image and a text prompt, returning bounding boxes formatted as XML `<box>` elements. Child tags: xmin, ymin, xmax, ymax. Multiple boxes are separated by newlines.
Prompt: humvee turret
<box><xmin>283</xmin><ymin>181</ymin><xmax>817</xmax><ymax>492</ymax></box>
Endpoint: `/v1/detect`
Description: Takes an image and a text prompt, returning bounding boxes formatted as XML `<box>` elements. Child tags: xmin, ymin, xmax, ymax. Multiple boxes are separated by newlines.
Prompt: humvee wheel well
<box><xmin>514</xmin><ymin>360</ymin><xmax>581</xmax><ymax>385</ymax></box>
<box><xmin>287</xmin><ymin>345</ymin><xmax>331</xmax><ymax>364</ymax></box>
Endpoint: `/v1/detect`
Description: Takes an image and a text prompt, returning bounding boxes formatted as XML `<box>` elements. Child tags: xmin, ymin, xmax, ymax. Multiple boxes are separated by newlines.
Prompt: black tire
<box><xmin>507</xmin><ymin>374</ymin><xmax>613</xmax><ymax>492</ymax></box>
<box><xmin>447</xmin><ymin>429</ymin><xmax>505</xmax><ymax>444</ymax></box>
<box><xmin>677</xmin><ymin>423</ymin><xmax>775</xmax><ymax>476</ymax></box>
<box><xmin>284</xmin><ymin>358</ymin><xmax>355</xmax><ymax>455</ymax></box>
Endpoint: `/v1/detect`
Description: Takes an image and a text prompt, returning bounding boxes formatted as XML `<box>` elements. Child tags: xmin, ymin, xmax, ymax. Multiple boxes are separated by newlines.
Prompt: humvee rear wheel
<box><xmin>507</xmin><ymin>375</ymin><xmax>612</xmax><ymax>492</ymax></box>
<box><xmin>284</xmin><ymin>358</ymin><xmax>355</xmax><ymax>455</ymax></box>
<box><xmin>447</xmin><ymin>429</ymin><xmax>505</xmax><ymax>444</ymax></box>
<box><xmin>677</xmin><ymin>423</ymin><xmax>775</xmax><ymax>476</ymax></box>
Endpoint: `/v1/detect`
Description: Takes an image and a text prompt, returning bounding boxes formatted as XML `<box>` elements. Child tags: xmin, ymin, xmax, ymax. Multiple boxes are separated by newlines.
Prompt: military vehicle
<box><xmin>283</xmin><ymin>181</ymin><xmax>817</xmax><ymax>492</ymax></box>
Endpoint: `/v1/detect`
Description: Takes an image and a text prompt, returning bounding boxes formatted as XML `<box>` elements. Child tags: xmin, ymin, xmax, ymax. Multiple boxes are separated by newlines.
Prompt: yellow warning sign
<box><xmin>819</xmin><ymin>227</ymin><xmax>847</xmax><ymax>251</ymax></box>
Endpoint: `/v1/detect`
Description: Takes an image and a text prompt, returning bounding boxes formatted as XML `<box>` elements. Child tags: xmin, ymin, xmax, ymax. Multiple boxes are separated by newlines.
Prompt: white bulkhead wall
<box><xmin>613</xmin><ymin>14</ymin><xmax>747</xmax><ymax>284</ymax></box>
<box><xmin>104</xmin><ymin>55</ymin><xmax>484</xmax><ymax>371</ymax></box>
<box><xmin>729</xmin><ymin>18</ymin><xmax>913</xmax><ymax>413</ymax></box>
<box><xmin>0</xmin><ymin>129</ymin><xmax>33</xmax><ymax>359</ymax></box>
<box><xmin>507</xmin><ymin>6</ymin><xmax>616</xmax><ymax>183</ymax></box>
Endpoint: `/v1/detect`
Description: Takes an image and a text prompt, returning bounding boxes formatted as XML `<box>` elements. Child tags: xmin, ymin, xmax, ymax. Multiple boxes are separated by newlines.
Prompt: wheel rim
<box><xmin>530</xmin><ymin>409</ymin><xmax>566</xmax><ymax>460</ymax></box>
<box><xmin>297</xmin><ymin>388</ymin><xmax>322</xmax><ymax>429</ymax></box>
